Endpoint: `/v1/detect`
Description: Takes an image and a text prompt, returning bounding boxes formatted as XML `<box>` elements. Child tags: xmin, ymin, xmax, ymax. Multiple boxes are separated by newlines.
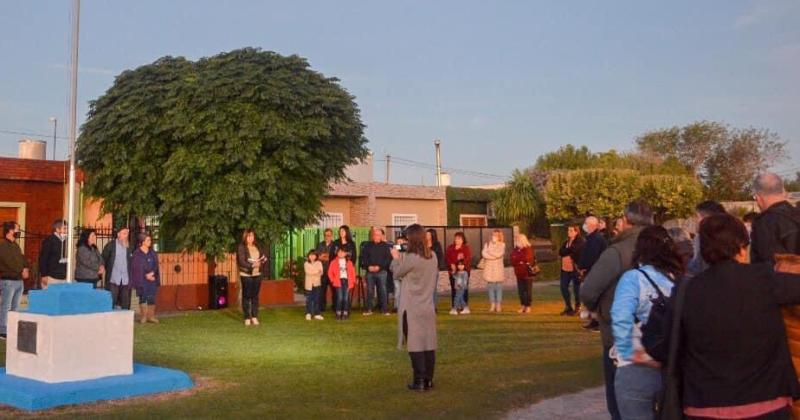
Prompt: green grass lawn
<box><xmin>0</xmin><ymin>285</ymin><xmax>602</xmax><ymax>419</ymax></box>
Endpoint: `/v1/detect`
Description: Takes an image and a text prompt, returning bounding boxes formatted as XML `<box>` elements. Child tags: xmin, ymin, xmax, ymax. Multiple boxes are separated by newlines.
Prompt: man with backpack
<box><xmin>751</xmin><ymin>172</ymin><xmax>800</xmax><ymax>264</ymax></box>
<box><xmin>580</xmin><ymin>201</ymin><xmax>654</xmax><ymax>420</ymax></box>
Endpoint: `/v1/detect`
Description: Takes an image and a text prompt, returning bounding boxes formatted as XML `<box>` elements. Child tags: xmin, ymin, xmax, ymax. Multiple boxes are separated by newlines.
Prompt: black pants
<box><xmin>603</xmin><ymin>344</ymin><xmax>622</xmax><ymax>420</ymax></box>
<box><xmin>109</xmin><ymin>283</ymin><xmax>132</xmax><ymax>310</ymax></box>
<box><xmin>241</xmin><ymin>275</ymin><xmax>262</xmax><ymax>319</ymax></box>
<box><xmin>321</xmin><ymin>274</ymin><xmax>338</xmax><ymax>312</ymax></box>
<box><xmin>517</xmin><ymin>278</ymin><xmax>533</xmax><ymax>306</ymax></box>
<box><xmin>449</xmin><ymin>275</ymin><xmax>470</xmax><ymax>307</ymax></box>
<box><xmin>409</xmin><ymin>351</ymin><xmax>436</xmax><ymax>382</ymax></box>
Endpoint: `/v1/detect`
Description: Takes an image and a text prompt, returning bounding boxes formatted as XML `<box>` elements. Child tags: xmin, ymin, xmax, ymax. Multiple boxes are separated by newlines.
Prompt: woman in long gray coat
<box><xmin>391</xmin><ymin>224</ymin><xmax>439</xmax><ymax>392</ymax></box>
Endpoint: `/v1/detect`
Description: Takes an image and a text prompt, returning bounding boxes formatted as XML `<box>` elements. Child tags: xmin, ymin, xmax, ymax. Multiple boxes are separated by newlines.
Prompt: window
<box><xmin>315</xmin><ymin>212</ymin><xmax>344</xmax><ymax>229</ymax></box>
<box><xmin>459</xmin><ymin>214</ymin><xmax>488</xmax><ymax>227</ymax></box>
<box><xmin>392</xmin><ymin>214</ymin><xmax>418</xmax><ymax>227</ymax></box>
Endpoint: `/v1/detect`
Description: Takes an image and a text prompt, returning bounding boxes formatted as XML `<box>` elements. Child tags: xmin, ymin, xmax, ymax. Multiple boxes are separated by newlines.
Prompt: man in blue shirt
<box><xmin>102</xmin><ymin>227</ymin><xmax>134</xmax><ymax>309</ymax></box>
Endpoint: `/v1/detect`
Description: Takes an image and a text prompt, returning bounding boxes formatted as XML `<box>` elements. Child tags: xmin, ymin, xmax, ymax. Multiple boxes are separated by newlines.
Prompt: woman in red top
<box><xmin>511</xmin><ymin>233</ymin><xmax>536</xmax><ymax>314</ymax></box>
<box><xmin>445</xmin><ymin>232</ymin><xmax>472</xmax><ymax>315</ymax></box>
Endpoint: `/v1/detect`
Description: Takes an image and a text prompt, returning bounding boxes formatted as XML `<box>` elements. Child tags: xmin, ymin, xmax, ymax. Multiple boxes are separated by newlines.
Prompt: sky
<box><xmin>1</xmin><ymin>0</ymin><xmax>798</xmax><ymax>186</ymax></box>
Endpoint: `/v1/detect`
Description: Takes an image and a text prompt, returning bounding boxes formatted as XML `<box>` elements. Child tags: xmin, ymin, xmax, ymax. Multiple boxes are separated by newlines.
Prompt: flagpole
<box><xmin>66</xmin><ymin>0</ymin><xmax>81</xmax><ymax>283</ymax></box>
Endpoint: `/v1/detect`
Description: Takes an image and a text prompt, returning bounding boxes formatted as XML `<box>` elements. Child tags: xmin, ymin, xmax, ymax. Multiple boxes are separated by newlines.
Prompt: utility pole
<box><xmin>65</xmin><ymin>0</ymin><xmax>80</xmax><ymax>283</ymax></box>
<box><xmin>434</xmin><ymin>139</ymin><xmax>442</xmax><ymax>187</ymax></box>
<box><xmin>49</xmin><ymin>117</ymin><xmax>57</xmax><ymax>160</ymax></box>
<box><xmin>385</xmin><ymin>154</ymin><xmax>391</xmax><ymax>184</ymax></box>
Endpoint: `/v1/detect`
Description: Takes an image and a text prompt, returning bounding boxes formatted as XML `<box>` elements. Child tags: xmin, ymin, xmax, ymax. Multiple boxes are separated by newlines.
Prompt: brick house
<box><xmin>0</xmin><ymin>156</ymin><xmax>84</xmax><ymax>283</ymax></box>
<box><xmin>319</xmin><ymin>182</ymin><xmax>447</xmax><ymax>229</ymax></box>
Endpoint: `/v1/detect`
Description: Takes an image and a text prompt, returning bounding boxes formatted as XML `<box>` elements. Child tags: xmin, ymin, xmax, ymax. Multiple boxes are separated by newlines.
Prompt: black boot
<box><xmin>407</xmin><ymin>379</ymin><xmax>426</xmax><ymax>392</ymax></box>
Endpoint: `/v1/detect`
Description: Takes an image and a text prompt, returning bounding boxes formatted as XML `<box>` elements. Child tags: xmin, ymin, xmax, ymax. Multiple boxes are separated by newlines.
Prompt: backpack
<box><xmin>637</xmin><ymin>268</ymin><xmax>671</xmax><ymax>363</ymax></box>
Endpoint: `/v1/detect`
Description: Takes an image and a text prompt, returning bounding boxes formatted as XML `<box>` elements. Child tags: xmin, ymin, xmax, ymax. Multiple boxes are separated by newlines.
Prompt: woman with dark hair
<box><xmin>445</xmin><ymin>232</ymin><xmax>472</xmax><ymax>315</ymax></box>
<box><xmin>391</xmin><ymin>224</ymin><xmax>439</xmax><ymax>391</ymax></box>
<box><xmin>559</xmin><ymin>224</ymin><xmax>584</xmax><ymax>315</ymax></box>
<box><xmin>333</xmin><ymin>225</ymin><xmax>357</xmax><ymax>264</ymax></box>
<box><xmin>75</xmin><ymin>229</ymin><xmax>104</xmax><ymax>287</ymax></box>
<box><xmin>131</xmin><ymin>232</ymin><xmax>161</xmax><ymax>324</ymax></box>
<box><xmin>426</xmin><ymin>229</ymin><xmax>445</xmax><ymax>310</ymax></box>
<box><xmin>610</xmin><ymin>225</ymin><xmax>684</xmax><ymax>418</ymax></box>
<box><xmin>237</xmin><ymin>229</ymin><xmax>268</xmax><ymax>326</ymax></box>
<box><xmin>678</xmin><ymin>213</ymin><xmax>800</xmax><ymax>419</ymax></box>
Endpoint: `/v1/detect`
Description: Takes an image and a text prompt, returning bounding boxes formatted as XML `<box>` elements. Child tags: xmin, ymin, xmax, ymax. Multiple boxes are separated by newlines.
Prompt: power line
<box><xmin>0</xmin><ymin>129</ymin><xmax>68</xmax><ymax>140</ymax></box>
<box><xmin>376</xmin><ymin>156</ymin><xmax>509</xmax><ymax>180</ymax></box>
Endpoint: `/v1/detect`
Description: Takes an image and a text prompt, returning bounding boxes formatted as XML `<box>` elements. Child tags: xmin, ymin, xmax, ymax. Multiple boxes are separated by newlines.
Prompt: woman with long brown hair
<box><xmin>237</xmin><ymin>229</ymin><xmax>268</xmax><ymax>326</ymax></box>
<box><xmin>391</xmin><ymin>224</ymin><xmax>439</xmax><ymax>391</ymax></box>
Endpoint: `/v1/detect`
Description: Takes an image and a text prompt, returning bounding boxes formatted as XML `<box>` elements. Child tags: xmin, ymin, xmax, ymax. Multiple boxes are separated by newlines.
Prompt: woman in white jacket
<box><xmin>482</xmin><ymin>229</ymin><xmax>506</xmax><ymax>312</ymax></box>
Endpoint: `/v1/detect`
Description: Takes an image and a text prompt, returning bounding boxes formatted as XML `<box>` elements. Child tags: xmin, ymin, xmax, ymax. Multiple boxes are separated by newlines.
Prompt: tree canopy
<box><xmin>77</xmin><ymin>48</ymin><xmax>368</xmax><ymax>259</ymax></box>
<box><xmin>544</xmin><ymin>169</ymin><xmax>702</xmax><ymax>223</ymax></box>
<box><xmin>534</xmin><ymin>145</ymin><xmax>690</xmax><ymax>176</ymax></box>
<box><xmin>636</xmin><ymin>121</ymin><xmax>786</xmax><ymax>199</ymax></box>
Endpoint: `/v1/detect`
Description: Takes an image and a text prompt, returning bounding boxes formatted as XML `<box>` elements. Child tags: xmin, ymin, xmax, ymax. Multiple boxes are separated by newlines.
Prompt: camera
<box><xmin>393</xmin><ymin>243</ymin><xmax>408</xmax><ymax>253</ymax></box>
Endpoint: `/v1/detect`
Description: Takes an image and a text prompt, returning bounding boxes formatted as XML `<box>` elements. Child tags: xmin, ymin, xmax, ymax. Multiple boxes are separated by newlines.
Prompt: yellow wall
<box><xmin>375</xmin><ymin>198</ymin><xmax>445</xmax><ymax>227</ymax></box>
<box><xmin>320</xmin><ymin>197</ymin><xmax>352</xmax><ymax>224</ymax></box>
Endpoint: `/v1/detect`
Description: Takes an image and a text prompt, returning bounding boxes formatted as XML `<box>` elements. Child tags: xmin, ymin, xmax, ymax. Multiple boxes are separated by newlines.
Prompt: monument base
<box><xmin>0</xmin><ymin>363</ymin><xmax>193</xmax><ymax>411</ymax></box>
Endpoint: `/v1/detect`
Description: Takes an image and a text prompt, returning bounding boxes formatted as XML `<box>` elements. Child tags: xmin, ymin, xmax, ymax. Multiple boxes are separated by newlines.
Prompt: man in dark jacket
<box><xmin>0</xmin><ymin>222</ymin><xmax>29</xmax><ymax>339</ymax></box>
<box><xmin>577</xmin><ymin>216</ymin><xmax>607</xmax><ymax>330</ymax></box>
<box><xmin>102</xmin><ymin>227</ymin><xmax>134</xmax><ymax>309</ymax></box>
<box><xmin>360</xmin><ymin>227</ymin><xmax>393</xmax><ymax>315</ymax></box>
<box><xmin>315</xmin><ymin>228</ymin><xmax>337</xmax><ymax>312</ymax></box>
<box><xmin>577</xmin><ymin>216</ymin><xmax>607</xmax><ymax>276</ymax></box>
<box><xmin>751</xmin><ymin>172</ymin><xmax>800</xmax><ymax>263</ymax></box>
<box><xmin>39</xmin><ymin>219</ymin><xmax>68</xmax><ymax>287</ymax></box>
<box><xmin>579</xmin><ymin>201</ymin><xmax>653</xmax><ymax>420</ymax></box>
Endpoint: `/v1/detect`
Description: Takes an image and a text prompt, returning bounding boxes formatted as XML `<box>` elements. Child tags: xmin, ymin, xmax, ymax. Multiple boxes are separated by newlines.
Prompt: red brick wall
<box><xmin>0</xmin><ymin>179</ymin><xmax>65</xmax><ymax>266</ymax></box>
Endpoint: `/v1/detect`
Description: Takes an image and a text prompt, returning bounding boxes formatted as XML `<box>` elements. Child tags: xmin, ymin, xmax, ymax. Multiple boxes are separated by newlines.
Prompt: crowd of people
<box><xmin>3</xmin><ymin>170</ymin><xmax>800</xmax><ymax>408</ymax></box>
<box><xmin>567</xmin><ymin>171</ymin><xmax>800</xmax><ymax>420</ymax></box>
<box><xmin>0</xmin><ymin>221</ymin><xmax>161</xmax><ymax>338</ymax></box>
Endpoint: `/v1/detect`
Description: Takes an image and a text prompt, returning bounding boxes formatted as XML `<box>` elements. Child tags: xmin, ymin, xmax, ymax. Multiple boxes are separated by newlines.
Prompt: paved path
<box><xmin>504</xmin><ymin>386</ymin><xmax>608</xmax><ymax>420</ymax></box>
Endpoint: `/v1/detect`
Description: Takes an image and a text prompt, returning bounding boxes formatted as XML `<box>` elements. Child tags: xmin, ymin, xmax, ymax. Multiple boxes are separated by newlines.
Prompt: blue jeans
<box><xmin>394</xmin><ymin>279</ymin><xmax>401</xmax><ymax>309</ymax></box>
<box><xmin>335</xmin><ymin>279</ymin><xmax>350</xmax><ymax>315</ymax></box>
<box><xmin>454</xmin><ymin>283</ymin><xmax>467</xmax><ymax>310</ymax></box>
<box><xmin>366</xmin><ymin>270</ymin><xmax>388</xmax><ymax>313</ymax></box>
<box><xmin>0</xmin><ymin>280</ymin><xmax>24</xmax><ymax>335</ymax></box>
<box><xmin>560</xmin><ymin>270</ymin><xmax>580</xmax><ymax>310</ymax></box>
<box><xmin>615</xmin><ymin>364</ymin><xmax>662</xmax><ymax>420</ymax></box>
<box><xmin>305</xmin><ymin>286</ymin><xmax>321</xmax><ymax>316</ymax></box>
<box><xmin>487</xmin><ymin>282</ymin><xmax>503</xmax><ymax>304</ymax></box>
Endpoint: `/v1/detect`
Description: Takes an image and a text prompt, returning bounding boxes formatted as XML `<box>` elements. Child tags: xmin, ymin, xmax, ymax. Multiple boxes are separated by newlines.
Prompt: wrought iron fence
<box><xmin>385</xmin><ymin>225</ymin><xmax>514</xmax><ymax>267</ymax></box>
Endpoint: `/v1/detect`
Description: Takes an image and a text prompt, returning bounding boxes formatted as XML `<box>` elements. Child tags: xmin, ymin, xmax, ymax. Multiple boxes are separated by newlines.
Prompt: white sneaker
<box><xmin>314</xmin><ymin>315</ymin><xmax>324</xmax><ymax>320</ymax></box>
<box><xmin>461</xmin><ymin>307</ymin><xmax>470</xmax><ymax>315</ymax></box>
<box><xmin>305</xmin><ymin>314</ymin><xmax>312</xmax><ymax>321</ymax></box>
<box><xmin>251</xmin><ymin>318</ymin><xmax>260</xmax><ymax>326</ymax></box>
<box><xmin>449</xmin><ymin>308</ymin><xmax>458</xmax><ymax>315</ymax></box>
<box><xmin>244</xmin><ymin>319</ymin><xmax>252</xmax><ymax>326</ymax></box>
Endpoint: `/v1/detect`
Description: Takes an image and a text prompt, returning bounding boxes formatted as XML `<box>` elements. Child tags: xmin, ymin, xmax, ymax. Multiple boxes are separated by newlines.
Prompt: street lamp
<box><xmin>48</xmin><ymin>117</ymin><xmax>57</xmax><ymax>160</ymax></box>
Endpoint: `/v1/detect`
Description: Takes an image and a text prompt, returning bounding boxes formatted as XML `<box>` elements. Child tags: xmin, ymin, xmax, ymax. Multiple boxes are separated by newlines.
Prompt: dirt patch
<box><xmin>0</xmin><ymin>375</ymin><xmax>229</xmax><ymax>419</ymax></box>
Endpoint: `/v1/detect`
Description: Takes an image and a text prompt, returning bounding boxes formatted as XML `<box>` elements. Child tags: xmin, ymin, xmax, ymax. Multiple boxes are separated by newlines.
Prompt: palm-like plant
<box><xmin>492</xmin><ymin>170</ymin><xmax>543</xmax><ymax>234</ymax></box>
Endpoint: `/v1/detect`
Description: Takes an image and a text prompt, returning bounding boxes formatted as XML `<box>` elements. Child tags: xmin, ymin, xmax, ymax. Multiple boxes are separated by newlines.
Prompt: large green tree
<box><xmin>636</xmin><ymin>121</ymin><xmax>786</xmax><ymax>199</ymax></box>
<box><xmin>77</xmin><ymin>48</ymin><xmax>368</xmax><ymax>259</ymax></box>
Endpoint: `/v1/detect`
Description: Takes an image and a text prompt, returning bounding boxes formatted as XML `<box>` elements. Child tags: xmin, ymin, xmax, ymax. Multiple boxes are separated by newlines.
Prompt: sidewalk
<box><xmin>504</xmin><ymin>386</ymin><xmax>608</xmax><ymax>420</ymax></box>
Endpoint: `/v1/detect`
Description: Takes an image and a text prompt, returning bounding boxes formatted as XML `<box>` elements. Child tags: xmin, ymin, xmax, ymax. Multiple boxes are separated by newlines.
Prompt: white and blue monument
<box><xmin>0</xmin><ymin>283</ymin><xmax>193</xmax><ymax>411</ymax></box>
